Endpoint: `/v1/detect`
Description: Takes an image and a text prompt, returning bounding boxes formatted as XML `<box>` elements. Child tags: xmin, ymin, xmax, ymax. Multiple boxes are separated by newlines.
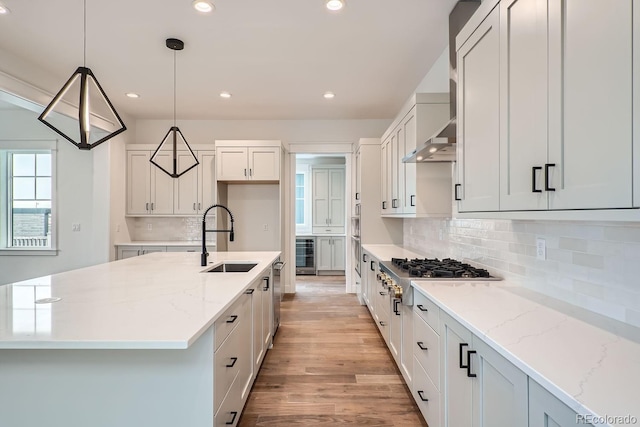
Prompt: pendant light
<box><xmin>149</xmin><ymin>38</ymin><xmax>199</xmax><ymax>178</ymax></box>
<box><xmin>38</xmin><ymin>0</ymin><xmax>126</xmax><ymax>150</ymax></box>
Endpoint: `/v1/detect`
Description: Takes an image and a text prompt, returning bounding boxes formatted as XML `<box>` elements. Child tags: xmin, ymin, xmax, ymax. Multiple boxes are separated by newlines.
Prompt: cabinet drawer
<box><xmin>413</xmin><ymin>289</ymin><xmax>439</xmax><ymax>331</ymax></box>
<box><xmin>214</xmin><ymin>318</ymin><xmax>244</xmax><ymax>412</ymax></box>
<box><xmin>214</xmin><ymin>370</ymin><xmax>243</xmax><ymax>427</ymax></box>
<box><xmin>413</xmin><ymin>313</ymin><xmax>440</xmax><ymax>390</ymax></box>
<box><xmin>312</xmin><ymin>226</ymin><xmax>345</xmax><ymax>235</ymax></box>
<box><xmin>412</xmin><ymin>355</ymin><xmax>441</xmax><ymax>427</ymax></box>
<box><xmin>214</xmin><ymin>296</ymin><xmax>250</xmax><ymax>351</ymax></box>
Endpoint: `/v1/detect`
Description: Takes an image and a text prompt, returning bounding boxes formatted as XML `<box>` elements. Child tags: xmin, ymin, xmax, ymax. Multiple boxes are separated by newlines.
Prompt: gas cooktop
<box><xmin>386</xmin><ymin>257</ymin><xmax>500</xmax><ymax>280</ymax></box>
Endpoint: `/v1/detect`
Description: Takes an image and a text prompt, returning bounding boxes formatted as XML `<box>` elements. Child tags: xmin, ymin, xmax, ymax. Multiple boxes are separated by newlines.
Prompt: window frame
<box><xmin>0</xmin><ymin>140</ymin><xmax>58</xmax><ymax>256</ymax></box>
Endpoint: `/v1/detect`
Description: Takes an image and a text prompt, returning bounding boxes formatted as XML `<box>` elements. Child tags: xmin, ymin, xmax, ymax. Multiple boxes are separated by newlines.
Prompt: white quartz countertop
<box><xmin>0</xmin><ymin>251</ymin><xmax>280</xmax><ymax>350</ymax></box>
<box><xmin>361</xmin><ymin>244</ymin><xmax>424</xmax><ymax>261</ymax></box>
<box><xmin>115</xmin><ymin>241</ymin><xmax>209</xmax><ymax>247</ymax></box>
<box><xmin>412</xmin><ymin>281</ymin><xmax>640</xmax><ymax>425</ymax></box>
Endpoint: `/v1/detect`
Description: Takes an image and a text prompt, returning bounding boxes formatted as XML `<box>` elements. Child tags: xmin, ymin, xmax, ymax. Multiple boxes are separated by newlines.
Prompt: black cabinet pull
<box><xmin>393</xmin><ymin>299</ymin><xmax>400</xmax><ymax>315</ymax></box>
<box><xmin>379</xmin><ymin>321</ymin><xmax>386</xmax><ymax>327</ymax></box>
<box><xmin>382</xmin><ymin>201</ymin><xmax>387</xmax><ymax>210</ymax></box>
<box><xmin>466</xmin><ymin>350</ymin><xmax>477</xmax><ymax>377</ymax></box>
<box><xmin>417</xmin><ymin>390</ymin><xmax>429</xmax><ymax>402</ymax></box>
<box><xmin>532</xmin><ymin>166</ymin><xmax>542</xmax><ymax>193</ymax></box>
<box><xmin>245</xmin><ymin>289</ymin><xmax>254</xmax><ymax>294</ymax></box>
<box><xmin>225</xmin><ymin>411</ymin><xmax>238</xmax><ymax>425</ymax></box>
<box><xmin>417</xmin><ymin>341</ymin><xmax>428</xmax><ymax>351</ymax></box>
<box><xmin>355</xmin><ymin>192</ymin><xmax>360</xmax><ymax>200</ymax></box>
<box><xmin>226</xmin><ymin>315</ymin><xmax>238</xmax><ymax>324</ymax></box>
<box><xmin>392</xmin><ymin>198</ymin><xmax>398</xmax><ymax>208</ymax></box>
<box><xmin>544</xmin><ymin>163</ymin><xmax>556</xmax><ymax>191</ymax></box>
<box><xmin>454</xmin><ymin>184</ymin><xmax>462</xmax><ymax>201</ymax></box>
<box><xmin>379</xmin><ymin>291</ymin><xmax>386</xmax><ymax>296</ymax></box>
<box><xmin>363</xmin><ymin>254</ymin><xmax>368</xmax><ymax>262</ymax></box>
<box><xmin>416</xmin><ymin>304</ymin><xmax>428</xmax><ymax>312</ymax></box>
<box><xmin>410</xmin><ymin>195</ymin><xmax>416</xmax><ymax>207</ymax></box>
<box><xmin>459</xmin><ymin>343</ymin><xmax>469</xmax><ymax>368</ymax></box>
<box><xmin>226</xmin><ymin>357</ymin><xmax>238</xmax><ymax>368</ymax></box>
<box><xmin>263</xmin><ymin>276</ymin><xmax>270</xmax><ymax>291</ymax></box>
<box><xmin>370</xmin><ymin>260</ymin><xmax>375</xmax><ymax>271</ymax></box>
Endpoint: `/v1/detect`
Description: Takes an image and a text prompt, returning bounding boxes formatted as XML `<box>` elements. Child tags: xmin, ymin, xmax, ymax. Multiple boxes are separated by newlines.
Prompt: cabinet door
<box><xmin>635</xmin><ymin>2</ymin><xmax>640</xmax><ymax>208</ymax></box>
<box><xmin>250</xmin><ymin>284</ymin><xmax>264</xmax><ymax>375</ymax></box>
<box><xmin>441</xmin><ymin>312</ymin><xmax>473</xmax><ymax>427</ymax></box>
<box><xmin>529</xmin><ymin>379</ymin><xmax>589</xmax><ymax>427</ymax></box>
<box><xmin>375</xmin><ymin>287</ymin><xmax>390</xmax><ymax>345</ymax></box>
<box><xmin>173</xmin><ymin>151</ymin><xmax>199</xmax><ymax>215</ymax></box>
<box><xmin>249</xmin><ymin>147</ymin><xmax>280</xmax><ymax>181</ymax></box>
<box><xmin>261</xmin><ymin>274</ymin><xmax>272</xmax><ymax>351</ymax></box>
<box><xmin>400</xmin><ymin>303</ymin><xmax>414</xmax><ymax>387</ymax></box>
<box><xmin>380</xmin><ymin>139</ymin><xmax>390</xmax><ymax>214</ymax></box>
<box><xmin>547</xmin><ymin>0</ymin><xmax>633</xmax><ymax>209</ymax></box>
<box><xmin>198</xmin><ymin>151</ymin><xmax>216</xmax><ymax>213</ymax></box>
<box><xmin>150</xmin><ymin>152</ymin><xmax>174</xmax><ymax>214</ymax></box>
<box><xmin>457</xmin><ymin>5</ymin><xmax>501</xmax><ymax>212</ymax></box>
<box><xmin>389</xmin><ymin>132</ymin><xmax>400</xmax><ymax>213</ymax></box>
<box><xmin>118</xmin><ymin>247</ymin><xmax>142</xmax><ymax>260</ymax></box>
<box><xmin>354</xmin><ymin>149</ymin><xmax>361</xmax><ymax>204</ymax></box>
<box><xmin>315</xmin><ymin>236</ymin><xmax>332</xmax><ymax>270</ymax></box>
<box><xmin>328</xmin><ymin>168</ymin><xmax>345</xmax><ymax>229</ymax></box>
<box><xmin>140</xmin><ymin>246</ymin><xmax>167</xmax><ymax>255</ymax></box>
<box><xmin>127</xmin><ymin>151</ymin><xmax>151</xmax><ymax>215</ymax></box>
<box><xmin>499</xmin><ymin>0</ymin><xmax>549</xmax><ymax>211</ymax></box>
<box><xmin>312</xmin><ymin>168</ymin><xmax>329</xmax><ymax>228</ymax></box>
<box><xmin>471</xmin><ymin>335</ymin><xmax>528</xmax><ymax>427</ymax></box>
<box><xmin>330</xmin><ymin>236</ymin><xmax>346</xmax><ymax>270</ymax></box>
<box><xmin>389</xmin><ymin>297</ymin><xmax>402</xmax><ymax>364</ymax></box>
<box><xmin>366</xmin><ymin>257</ymin><xmax>378</xmax><ymax>315</ymax></box>
<box><xmin>402</xmin><ymin>109</ymin><xmax>416</xmax><ymax>214</ymax></box>
<box><xmin>216</xmin><ymin>147</ymin><xmax>248</xmax><ymax>181</ymax></box>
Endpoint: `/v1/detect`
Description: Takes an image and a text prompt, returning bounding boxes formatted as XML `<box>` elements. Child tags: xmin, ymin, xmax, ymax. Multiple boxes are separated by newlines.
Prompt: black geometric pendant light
<box><xmin>149</xmin><ymin>38</ymin><xmax>199</xmax><ymax>178</ymax></box>
<box><xmin>38</xmin><ymin>0</ymin><xmax>126</xmax><ymax>150</ymax></box>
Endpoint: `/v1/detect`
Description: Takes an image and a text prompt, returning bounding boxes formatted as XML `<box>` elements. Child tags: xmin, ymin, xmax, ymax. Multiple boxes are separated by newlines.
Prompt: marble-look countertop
<box><xmin>0</xmin><ymin>251</ymin><xmax>279</xmax><ymax>350</ymax></box>
<box><xmin>115</xmin><ymin>241</ymin><xmax>212</xmax><ymax>247</ymax></box>
<box><xmin>361</xmin><ymin>244</ymin><xmax>425</xmax><ymax>261</ymax></box>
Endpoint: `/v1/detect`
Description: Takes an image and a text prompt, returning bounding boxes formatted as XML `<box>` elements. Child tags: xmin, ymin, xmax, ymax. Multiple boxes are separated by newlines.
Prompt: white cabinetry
<box><xmin>457</xmin><ymin>0</ymin><xmax>637</xmax><ymax>215</ymax></box>
<box><xmin>126</xmin><ymin>148</ymin><xmax>216</xmax><ymax>216</ymax></box>
<box><xmin>117</xmin><ymin>245</ymin><xmax>167</xmax><ymax>260</ymax></box>
<box><xmin>312</xmin><ymin>166</ymin><xmax>345</xmax><ymax>234</ymax></box>
<box><xmin>381</xmin><ymin>94</ymin><xmax>452</xmax><ymax>217</ymax></box>
<box><xmin>216</xmin><ymin>144</ymin><xmax>280</xmax><ymax>182</ymax></box>
<box><xmin>529</xmin><ymin>379</ymin><xmax>591</xmax><ymax>427</ymax></box>
<box><xmin>456</xmin><ymin>3</ymin><xmax>501</xmax><ymax>212</ymax></box>
<box><xmin>316</xmin><ymin>236</ymin><xmax>345</xmax><ymax>273</ymax></box>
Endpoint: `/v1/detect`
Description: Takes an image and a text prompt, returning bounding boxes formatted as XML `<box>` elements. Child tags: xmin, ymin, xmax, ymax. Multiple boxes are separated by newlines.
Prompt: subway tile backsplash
<box><xmin>128</xmin><ymin>217</ymin><xmax>214</xmax><ymax>242</ymax></box>
<box><xmin>404</xmin><ymin>218</ymin><xmax>640</xmax><ymax>328</ymax></box>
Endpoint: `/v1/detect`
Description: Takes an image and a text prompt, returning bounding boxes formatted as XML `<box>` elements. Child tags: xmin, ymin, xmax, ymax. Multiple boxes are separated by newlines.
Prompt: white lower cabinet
<box><xmin>400</xmin><ymin>304</ymin><xmax>413</xmax><ymax>388</ymax></box>
<box><xmin>316</xmin><ymin>236</ymin><xmax>345</xmax><ymax>273</ymax></box>
<box><xmin>117</xmin><ymin>245</ymin><xmax>166</xmax><ymax>260</ymax></box>
<box><xmin>413</xmin><ymin>357</ymin><xmax>442</xmax><ymax>427</ymax></box>
<box><xmin>389</xmin><ymin>296</ymin><xmax>402</xmax><ymax>365</ymax></box>
<box><xmin>529</xmin><ymin>380</ymin><xmax>591</xmax><ymax>427</ymax></box>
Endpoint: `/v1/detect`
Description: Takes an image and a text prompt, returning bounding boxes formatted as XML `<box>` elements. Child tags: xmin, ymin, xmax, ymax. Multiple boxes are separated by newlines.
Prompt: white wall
<box><xmin>226</xmin><ymin>184</ymin><xmax>280</xmax><ymax>252</ymax></box>
<box><xmin>414</xmin><ymin>48</ymin><xmax>450</xmax><ymax>94</ymax></box>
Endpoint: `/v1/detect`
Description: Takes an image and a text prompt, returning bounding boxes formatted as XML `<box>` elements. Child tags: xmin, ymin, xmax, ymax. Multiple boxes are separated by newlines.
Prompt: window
<box><xmin>295</xmin><ymin>173</ymin><xmax>305</xmax><ymax>225</ymax></box>
<box><xmin>1</xmin><ymin>145</ymin><xmax>56</xmax><ymax>251</ymax></box>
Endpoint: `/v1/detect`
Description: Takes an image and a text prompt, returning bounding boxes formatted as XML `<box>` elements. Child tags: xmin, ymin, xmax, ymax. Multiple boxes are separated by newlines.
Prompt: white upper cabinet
<box><xmin>216</xmin><ymin>143</ymin><xmax>280</xmax><ymax>182</ymax></box>
<box><xmin>198</xmin><ymin>151</ymin><xmax>217</xmax><ymax>213</ymax></box>
<box><xmin>635</xmin><ymin>2</ymin><xmax>640</xmax><ymax>208</ymax></box>
<box><xmin>456</xmin><ymin>4</ymin><xmax>501</xmax><ymax>212</ymax></box>
<box><xmin>312</xmin><ymin>166</ymin><xmax>345</xmax><ymax>234</ymax></box>
<box><xmin>173</xmin><ymin>151</ymin><xmax>200</xmax><ymax>215</ymax></box>
<box><xmin>381</xmin><ymin>94</ymin><xmax>452</xmax><ymax>218</ymax></box>
<box><xmin>127</xmin><ymin>150</ymin><xmax>173</xmax><ymax>215</ymax></box>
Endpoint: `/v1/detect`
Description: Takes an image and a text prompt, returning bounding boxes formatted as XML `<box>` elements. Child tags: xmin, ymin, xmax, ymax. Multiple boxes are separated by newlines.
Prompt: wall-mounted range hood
<box><xmin>403</xmin><ymin>0</ymin><xmax>480</xmax><ymax>163</ymax></box>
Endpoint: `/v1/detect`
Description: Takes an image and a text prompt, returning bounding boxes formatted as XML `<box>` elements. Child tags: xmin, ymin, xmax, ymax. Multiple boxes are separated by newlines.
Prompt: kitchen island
<box><xmin>0</xmin><ymin>251</ymin><xmax>280</xmax><ymax>427</ymax></box>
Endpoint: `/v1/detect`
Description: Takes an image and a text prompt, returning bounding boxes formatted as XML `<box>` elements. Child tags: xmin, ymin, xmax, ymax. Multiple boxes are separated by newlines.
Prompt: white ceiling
<box><xmin>0</xmin><ymin>0</ymin><xmax>456</xmax><ymax>120</ymax></box>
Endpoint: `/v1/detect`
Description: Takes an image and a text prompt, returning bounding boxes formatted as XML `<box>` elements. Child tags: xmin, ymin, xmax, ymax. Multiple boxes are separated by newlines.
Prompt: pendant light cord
<box><xmin>173</xmin><ymin>49</ymin><xmax>177</xmax><ymax>127</ymax></box>
<box><xmin>83</xmin><ymin>0</ymin><xmax>87</xmax><ymax>67</ymax></box>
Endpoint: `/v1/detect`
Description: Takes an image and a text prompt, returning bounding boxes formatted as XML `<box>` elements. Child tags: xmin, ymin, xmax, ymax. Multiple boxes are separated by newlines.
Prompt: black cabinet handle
<box><xmin>392</xmin><ymin>198</ymin><xmax>398</xmax><ymax>208</ymax></box>
<box><xmin>370</xmin><ymin>260</ymin><xmax>375</xmax><ymax>271</ymax></box>
<box><xmin>454</xmin><ymin>184</ymin><xmax>462</xmax><ymax>201</ymax></box>
<box><xmin>226</xmin><ymin>315</ymin><xmax>238</xmax><ymax>324</ymax></box>
<box><xmin>355</xmin><ymin>192</ymin><xmax>360</xmax><ymax>200</ymax></box>
<box><xmin>379</xmin><ymin>291</ymin><xmax>386</xmax><ymax>296</ymax></box>
<box><xmin>416</xmin><ymin>304</ymin><xmax>428</xmax><ymax>312</ymax></box>
<box><xmin>459</xmin><ymin>343</ymin><xmax>469</xmax><ymax>368</ymax></box>
<box><xmin>363</xmin><ymin>254</ymin><xmax>367</xmax><ymax>262</ymax></box>
<box><xmin>532</xmin><ymin>166</ymin><xmax>542</xmax><ymax>193</ymax></box>
<box><xmin>225</xmin><ymin>411</ymin><xmax>238</xmax><ymax>425</ymax></box>
<box><xmin>466</xmin><ymin>350</ymin><xmax>477</xmax><ymax>377</ymax></box>
<box><xmin>226</xmin><ymin>357</ymin><xmax>238</xmax><ymax>368</ymax></box>
<box><xmin>244</xmin><ymin>168</ymin><xmax>247</xmax><ymax>177</ymax></box>
<box><xmin>382</xmin><ymin>201</ymin><xmax>387</xmax><ymax>210</ymax></box>
<box><xmin>545</xmin><ymin>163</ymin><xmax>556</xmax><ymax>191</ymax></box>
<box><xmin>263</xmin><ymin>276</ymin><xmax>270</xmax><ymax>291</ymax></box>
<box><xmin>417</xmin><ymin>390</ymin><xmax>429</xmax><ymax>402</ymax></box>
<box><xmin>379</xmin><ymin>321</ymin><xmax>386</xmax><ymax>327</ymax></box>
<box><xmin>410</xmin><ymin>195</ymin><xmax>416</xmax><ymax>206</ymax></box>
<box><xmin>393</xmin><ymin>299</ymin><xmax>400</xmax><ymax>315</ymax></box>
<box><xmin>417</xmin><ymin>342</ymin><xmax>428</xmax><ymax>351</ymax></box>
<box><xmin>245</xmin><ymin>289</ymin><xmax>254</xmax><ymax>294</ymax></box>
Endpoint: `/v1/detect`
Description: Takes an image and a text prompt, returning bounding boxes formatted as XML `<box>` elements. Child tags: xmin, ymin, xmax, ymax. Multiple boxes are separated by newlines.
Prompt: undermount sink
<box><xmin>204</xmin><ymin>262</ymin><xmax>258</xmax><ymax>273</ymax></box>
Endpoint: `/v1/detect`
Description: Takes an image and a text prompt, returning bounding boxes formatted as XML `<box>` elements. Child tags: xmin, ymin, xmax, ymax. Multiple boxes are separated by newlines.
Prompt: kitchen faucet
<box><xmin>201</xmin><ymin>204</ymin><xmax>235</xmax><ymax>266</ymax></box>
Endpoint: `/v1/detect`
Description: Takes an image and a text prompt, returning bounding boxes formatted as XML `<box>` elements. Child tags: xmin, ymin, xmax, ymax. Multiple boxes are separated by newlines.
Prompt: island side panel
<box><xmin>0</xmin><ymin>327</ymin><xmax>214</xmax><ymax>427</ymax></box>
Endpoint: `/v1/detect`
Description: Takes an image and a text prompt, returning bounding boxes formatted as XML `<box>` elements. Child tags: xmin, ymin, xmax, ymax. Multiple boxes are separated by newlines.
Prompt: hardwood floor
<box><xmin>238</xmin><ymin>275</ymin><xmax>427</xmax><ymax>426</ymax></box>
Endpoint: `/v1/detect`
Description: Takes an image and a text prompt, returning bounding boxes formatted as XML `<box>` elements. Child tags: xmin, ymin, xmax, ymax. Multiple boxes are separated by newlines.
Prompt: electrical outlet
<box><xmin>72</xmin><ymin>223</ymin><xmax>81</xmax><ymax>232</ymax></box>
<box><xmin>147</xmin><ymin>223</ymin><xmax>152</xmax><ymax>231</ymax></box>
<box><xmin>536</xmin><ymin>238</ymin><xmax>546</xmax><ymax>260</ymax></box>
<box><xmin>263</xmin><ymin>224</ymin><xmax>269</xmax><ymax>231</ymax></box>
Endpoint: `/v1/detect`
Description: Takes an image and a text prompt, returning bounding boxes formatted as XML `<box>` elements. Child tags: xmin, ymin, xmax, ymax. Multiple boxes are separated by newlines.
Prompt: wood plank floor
<box><xmin>238</xmin><ymin>275</ymin><xmax>428</xmax><ymax>426</ymax></box>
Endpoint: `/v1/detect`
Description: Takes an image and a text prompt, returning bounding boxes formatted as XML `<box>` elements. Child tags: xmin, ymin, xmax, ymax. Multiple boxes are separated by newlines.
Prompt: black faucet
<box><xmin>201</xmin><ymin>204</ymin><xmax>235</xmax><ymax>266</ymax></box>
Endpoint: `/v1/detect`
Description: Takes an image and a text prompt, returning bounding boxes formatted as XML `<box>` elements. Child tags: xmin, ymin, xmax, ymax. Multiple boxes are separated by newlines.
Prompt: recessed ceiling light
<box><xmin>220</xmin><ymin>92</ymin><xmax>232</xmax><ymax>99</ymax></box>
<box><xmin>192</xmin><ymin>0</ymin><xmax>214</xmax><ymax>13</ymax></box>
<box><xmin>0</xmin><ymin>4</ymin><xmax>10</xmax><ymax>14</ymax></box>
<box><xmin>428</xmin><ymin>147</ymin><xmax>438</xmax><ymax>153</ymax></box>
<box><xmin>416</xmin><ymin>156</ymin><xmax>423</xmax><ymax>161</ymax></box>
<box><xmin>125</xmin><ymin>93</ymin><xmax>140</xmax><ymax>99</ymax></box>
<box><xmin>323</xmin><ymin>92</ymin><xmax>335</xmax><ymax>99</ymax></box>
<box><xmin>325</xmin><ymin>0</ymin><xmax>345</xmax><ymax>11</ymax></box>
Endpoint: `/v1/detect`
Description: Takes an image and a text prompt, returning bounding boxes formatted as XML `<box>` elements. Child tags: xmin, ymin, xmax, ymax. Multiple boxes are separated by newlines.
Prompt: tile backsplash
<box><xmin>404</xmin><ymin>218</ymin><xmax>640</xmax><ymax>328</ymax></box>
<box><xmin>128</xmin><ymin>217</ymin><xmax>214</xmax><ymax>243</ymax></box>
